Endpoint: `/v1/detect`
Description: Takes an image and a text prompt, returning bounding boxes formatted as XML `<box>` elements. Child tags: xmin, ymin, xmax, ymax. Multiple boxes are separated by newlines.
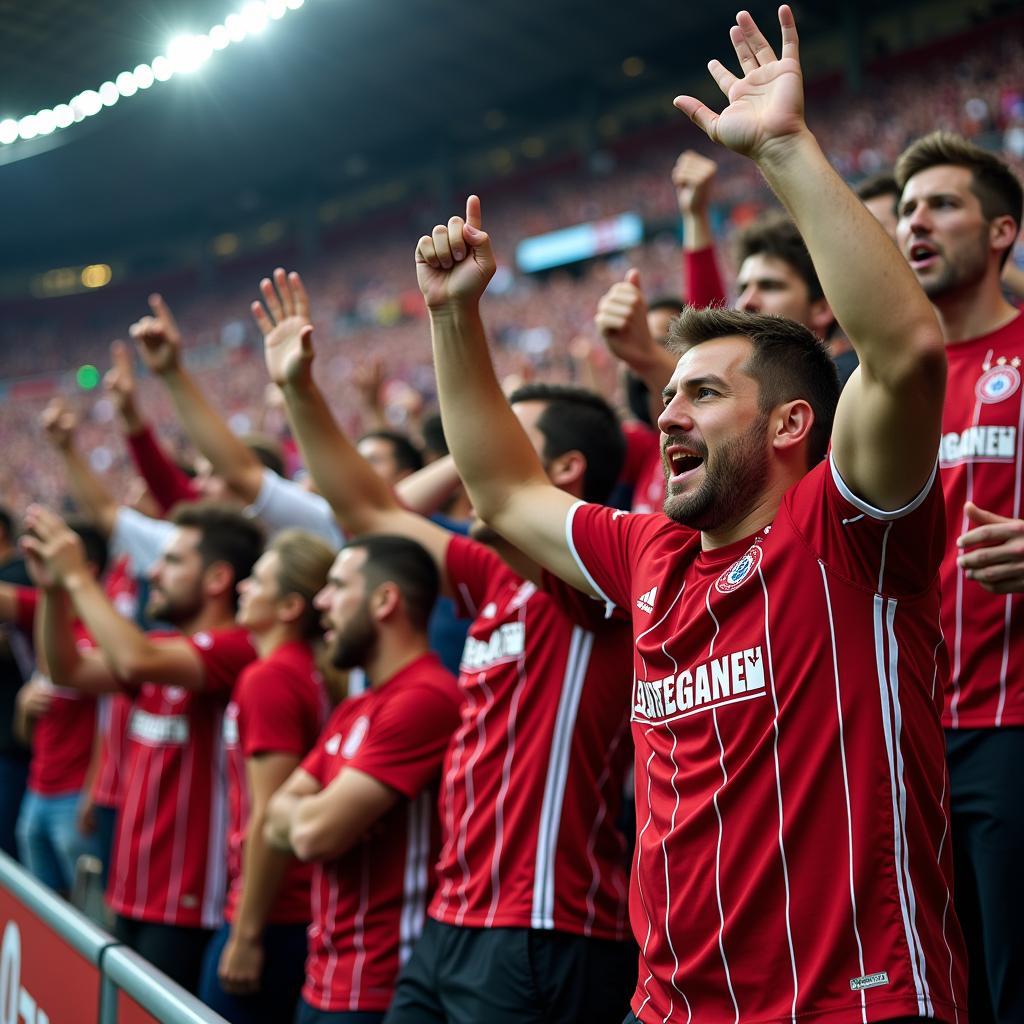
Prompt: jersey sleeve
<box><xmin>13</xmin><ymin>586</ymin><xmax>38</xmax><ymax>634</ymax></box>
<box><xmin>565</xmin><ymin>501</ymin><xmax>664</xmax><ymax>612</ymax></box>
<box><xmin>126</xmin><ymin>424</ymin><xmax>201</xmax><ymax>515</ymax></box>
<box><xmin>186</xmin><ymin>629</ymin><xmax>257</xmax><ymax>695</ymax></box>
<box><xmin>785</xmin><ymin>456</ymin><xmax>945</xmax><ymax>597</ymax></box>
<box><xmin>347</xmin><ymin>684</ymin><xmax>461</xmax><ymax>798</ymax></box>
<box><xmin>684</xmin><ymin>246</ymin><xmax>728</xmax><ymax>308</ymax></box>
<box><xmin>244</xmin><ymin>468</ymin><xmax>345</xmax><ymax>547</ymax></box>
<box><xmin>236</xmin><ymin>663</ymin><xmax>317</xmax><ymax>759</ymax></box>
<box><xmin>445</xmin><ymin>534</ymin><xmax>505</xmax><ymax>618</ymax></box>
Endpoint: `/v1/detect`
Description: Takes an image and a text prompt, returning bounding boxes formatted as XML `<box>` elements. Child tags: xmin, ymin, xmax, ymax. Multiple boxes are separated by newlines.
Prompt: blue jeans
<box><xmin>15</xmin><ymin>789</ymin><xmax>100</xmax><ymax>893</ymax></box>
<box><xmin>199</xmin><ymin>920</ymin><xmax>309</xmax><ymax>1024</ymax></box>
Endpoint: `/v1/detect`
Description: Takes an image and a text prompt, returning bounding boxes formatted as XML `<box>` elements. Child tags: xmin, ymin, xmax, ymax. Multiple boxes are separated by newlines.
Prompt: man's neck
<box><xmin>935</xmin><ymin>274</ymin><xmax>1018</xmax><ymax>344</ymax></box>
<box><xmin>181</xmin><ymin>603</ymin><xmax>238</xmax><ymax>638</ymax></box>
<box><xmin>365</xmin><ymin>636</ymin><xmax>431</xmax><ymax>690</ymax></box>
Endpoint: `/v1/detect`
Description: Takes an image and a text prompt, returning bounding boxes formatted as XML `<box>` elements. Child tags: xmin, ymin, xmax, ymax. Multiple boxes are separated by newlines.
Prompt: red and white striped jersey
<box><xmin>223</xmin><ymin>640</ymin><xmax>327</xmax><ymax>925</ymax></box>
<box><xmin>940</xmin><ymin>312</ymin><xmax>1024</xmax><ymax>727</ymax></box>
<box><xmin>92</xmin><ymin>693</ymin><xmax>131</xmax><ymax>809</ymax></box>
<box><xmin>430</xmin><ymin>535</ymin><xmax>632</xmax><ymax>939</ymax></box>
<box><xmin>107</xmin><ymin>627</ymin><xmax>256</xmax><ymax>928</ymax></box>
<box><xmin>300</xmin><ymin>652</ymin><xmax>461</xmax><ymax>1013</ymax></box>
<box><xmin>567</xmin><ymin>457</ymin><xmax>967</xmax><ymax>1024</ymax></box>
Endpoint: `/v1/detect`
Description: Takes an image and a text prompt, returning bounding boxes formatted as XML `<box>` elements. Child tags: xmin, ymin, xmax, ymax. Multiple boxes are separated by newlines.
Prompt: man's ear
<box><xmin>370</xmin><ymin>581</ymin><xmax>401</xmax><ymax>623</ymax></box>
<box><xmin>990</xmin><ymin>214</ymin><xmax>1018</xmax><ymax>262</ymax></box>
<box><xmin>771</xmin><ymin>399</ymin><xmax>815</xmax><ymax>456</ymax></box>
<box><xmin>203</xmin><ymin>561</ymin><xmax>235</xmax><ymax>601</ymax></box>
<box><xmin>546</xmin><ymin>450</ymin><xmax>587</xmax><ymax>497</ymax></box>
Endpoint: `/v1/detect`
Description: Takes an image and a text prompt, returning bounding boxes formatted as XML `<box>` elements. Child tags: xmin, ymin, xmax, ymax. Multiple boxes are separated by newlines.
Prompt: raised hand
<box><xmin>252</xmin><ymin>268</ymin><xmax>314</xmax><ymax>388</ymax></box>
<box><xmin>416</xmin><ymin>195</ymin><xmax>496</xmax><ymax>310</ymax></box>
<box><xmin>674</xmin><ymin>6</ymin><xmax>805</xmax><ymax>162</ymax></box>
<box><xmin>129</xmin><ymin>294</ymin><xmax>183</xmax><ymax>375</ymax></box>
<box><xmin>956</xmin><ymin>501</ymin><xmax>1024</xmax><ymax>594</ymax></box>
<box><xmin>21</xmin><ymin>505</ymin><xmax>90</xmax><ymax>586</ymax></box>
<box><xmin>353</xmin><ymin>356</ymin><xmax>386</xmax><ymax>412</ymax></box>
<box><xmin>104</xmin><ymin>340</ymin><xmax>142</xmax><ymax>430</ymax></box>
<box><xmin>40</xmin><ymin>398</ymin><xmax>77</xmax><ymax>451</ymax></box>
<box><xmin>595</xmin><ymin>268</ymin><xmax>658</xmax><ymax>368</ymax></box>
<box><xmin>672</xmin><ymin>150</ymin><xmax>718</xmax><ymax>215</ymax></box>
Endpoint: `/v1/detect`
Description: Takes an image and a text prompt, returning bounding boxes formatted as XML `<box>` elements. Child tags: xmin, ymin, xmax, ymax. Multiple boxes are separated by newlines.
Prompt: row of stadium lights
<box><xmin>0</xmin><ymin>0</ymin><xmax>308</xmax><ymax>147</ymax></box>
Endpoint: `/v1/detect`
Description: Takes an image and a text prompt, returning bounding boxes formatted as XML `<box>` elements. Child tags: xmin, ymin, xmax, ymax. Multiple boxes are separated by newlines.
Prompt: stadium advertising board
<box><xmin>0</xmin><ymin>897</ymin><xmax>101</xmax><ymax>1024</ymax></box>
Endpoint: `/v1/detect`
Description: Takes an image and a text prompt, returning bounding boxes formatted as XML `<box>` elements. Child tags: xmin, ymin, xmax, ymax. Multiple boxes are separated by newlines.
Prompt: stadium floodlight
<box><xmin>133</xmin><ymin>64</ymin><xmax>156</xmax><ymax>90</ymax></box>
<box><xmin>99</xmin><ymin>82</ymin><xmax>120</xmax><ymax>107</ymax></box>
<box><xmin>0</xmin><ymin>0</ymin><xmax>314</xmax><ymax>147</ymax></box>
<box><xmin>116</xmin><ymin>71</ymin><xmax>139</xmax><ymax>98</ymax></box>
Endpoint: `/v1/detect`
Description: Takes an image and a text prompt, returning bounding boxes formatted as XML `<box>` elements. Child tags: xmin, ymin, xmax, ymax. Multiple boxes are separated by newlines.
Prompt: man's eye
<box><xmin>696</xmin><ymin>387</ymin><xmax>717</xmax><ymax>400</ymax></box>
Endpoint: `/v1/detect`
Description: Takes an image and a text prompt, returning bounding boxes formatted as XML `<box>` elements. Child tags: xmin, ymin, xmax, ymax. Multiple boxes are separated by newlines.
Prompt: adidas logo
<box><xmin>636</xmin><ymin>586</ymin><xmax>657</xmax><ymax>613</ymax></box>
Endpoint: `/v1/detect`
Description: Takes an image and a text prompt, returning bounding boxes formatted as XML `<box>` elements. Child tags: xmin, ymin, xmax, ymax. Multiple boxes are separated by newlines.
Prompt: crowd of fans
<box><xmin>0</xmin><ymin>7</ymin><xmax>1022</xmax><ymax>1024</ymax></box>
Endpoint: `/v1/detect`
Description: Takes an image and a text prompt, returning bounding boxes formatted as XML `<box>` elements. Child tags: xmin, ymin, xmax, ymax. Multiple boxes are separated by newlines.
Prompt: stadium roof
<box><xmin>0</xmin><ymin>0</ymin><xmax>950</xmax><ymax>271</ymax></box>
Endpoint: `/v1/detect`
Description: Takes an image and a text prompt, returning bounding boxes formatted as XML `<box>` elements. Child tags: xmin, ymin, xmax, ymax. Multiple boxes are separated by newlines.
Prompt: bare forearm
<box><xmin>280</xmin><ymin>374</ymin><xmax>397</xmax><ymax>533</ymax></box>
<box><xmin>395</xmin><ymin>456</ymin><xmax>461</xmax><ymax>517</ymax></box>
<box><xmin>163</xmin><ymin>368</ymin><xmax>261</xmax><ymax>499</ymax></box>
<box><xmin>233</xmin><ymin>807</ymin><xmax>293</xmax><ymax>941</ymax></box>
<box><xmin>60</xmin><ymin>448</ymin><xmax>117</xmax><ymax>536</ymax></box>
<box><xmin>681</xmin><ymin>209</ymin><xmax>713</xmax><ymax>251</ymax></box>
<box><xmin>63</xmin><ymin>572</ymin><xmax>151</xmax><ymax>679</ymax></box>
<box><xmin>430</xmin><ymin>303</ymin><xmax>548</xmax><ymax>522</ymax></box>
<box><xmin>758</xmin><ymin>132</ymin><xmax>941</xmax><ymax>372</ymax></box>
<box><xmin>37</xmin><ymin>588</ymin><xmax>80</xmax><ymax>686</ymax></box>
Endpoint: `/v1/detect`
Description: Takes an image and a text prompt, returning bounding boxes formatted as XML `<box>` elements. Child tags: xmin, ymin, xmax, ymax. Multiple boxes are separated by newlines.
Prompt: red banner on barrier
<box><xmin>0</xmin><ymin>887</ymin><xmax>102</xmax><ymax>1024</ymax></box>
<box><xmin>116</xmin><ymin>989</ymin><xmax>161</xmax><ymax>1024</ymax></box>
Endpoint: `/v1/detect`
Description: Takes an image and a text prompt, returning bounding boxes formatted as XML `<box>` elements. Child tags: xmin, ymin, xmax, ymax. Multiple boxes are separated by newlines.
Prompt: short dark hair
<box><xmin>344</xmin><ymin>534</ymin><xmax>439</xmax><ymax>632</ymax></box>
<box><xmin>736</xmin><ymin>213</ymin><xmax>824</xmax><ymax>302</ymax></box>
<box><xmin>667</xmin><ymin>306</ymin><xmax>840</xmax><ymax>468</ymax></box>
<box><xmin>421</xmin><ymin>413</ymin><xmax>448</xmax><ymax>458</ymax></box>
<box><xmin>648</xmin><ymin>297</ymin><xmax>684</xmax><ymax>316</ymax></box>
<box><xmin>0</xmin><ymin>506</ymin><xmax>13</xmax><ymax>544</ymax></box>
<box><xmin>67</xmin><ymin>518</ymin><xmax>109</xmax><ymax>577</ymax></box>
<box><xmin>358</xmin><ymin>430</ymin><xmax>425</xmax><ymax>475</ymax></box>
<box><xmin>171</xmin><ymin>502</ymin><xmax>265</xmax><ymax>610</ymax></box>
<box><xmin>242</xmin><ymin>433</ymin><xmax>285</xmax><ymax>478</ymax></box>
<box><xmin>508</xmin><ymin>382</ymin><xmax>626</xmax><ymax>503</ymax></box>
<box><xmin>895</xmin><ymin>131</ymin><xmax>1023</xmax><ymax>269</ymax></box>
<box><xmin>855</xmin><ymin>171</ymin><xmax>899</xmax><ymax>205</ymax></box>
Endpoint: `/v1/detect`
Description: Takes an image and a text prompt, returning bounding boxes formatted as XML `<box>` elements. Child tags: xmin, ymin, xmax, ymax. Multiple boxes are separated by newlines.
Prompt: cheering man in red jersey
<box><xmin>417</xmin><ymin>7</ymin><xmax>967</xmax><ymax>1024</ymax></box>
<box><xmin>24</xmin><ymin>502</ymin><xmax>262</xmax><ymax>994</ymax></box>
<box><xmin>896</xmin><ymin>131</ymin><xmax>1024</xmax><ymax>1022</ymax></box>
<box><xmin>256</xmin><ymin>270</ymin><xmax>637</xmax><ymax>1023</ymax></box>
<box><xmin>265</xmin><ymin>535</ymin><xmax>463</xmax><ymax>1024</ymax></box>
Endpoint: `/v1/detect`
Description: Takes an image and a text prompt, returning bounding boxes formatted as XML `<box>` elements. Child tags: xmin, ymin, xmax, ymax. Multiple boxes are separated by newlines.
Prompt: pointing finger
<box><xmin>466</xmin><ymin>195</ymin><xmax>483</xmax><ymax>231</ymax></box>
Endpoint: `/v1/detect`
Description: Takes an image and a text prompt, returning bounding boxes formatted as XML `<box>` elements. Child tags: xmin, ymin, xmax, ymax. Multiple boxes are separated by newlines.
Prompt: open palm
<box><xmin>675</xmin><ymin>6</ymin><xmax>805</xmax><ymax>160</ymax></box>
<box><xmin>252</xmin><ymin>269</ymin><xmax>314</xmax><ymax>387</ymax></box>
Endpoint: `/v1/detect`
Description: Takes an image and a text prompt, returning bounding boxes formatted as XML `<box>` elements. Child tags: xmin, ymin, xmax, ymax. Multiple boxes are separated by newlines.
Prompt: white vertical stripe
<box><xmin>876</xmin><ymin>522</ymin><xmax>893</xmax><ymax>593</ymax></box>
<box><xmin>348</xmin><ymin>848</ymin><xmax>371</xmax><ymax>1009</ymax></box>
<box><xmin>201</xmin><ymin>713</ymin><xmax>229</xmax><ymax>928</ymax></box>
<box><xmin>711</xmin><ymin>710</ymin><xmax>740</xmax><ymax>1024</ymax></box>
<box><xmin>950</xmin><ymin>379</ymin><xmax>986</xmax><ymax>726</ymax></box>
<box><xmin>995</xmin><ymin>381</ymin><xmax>1024</xmax><ymax>725</ymax></box>
<box><xmin>632</xmin><ymin>740</ymin><xmax>659</xmax><ymax>1021</ymax></box>
<box><xmin>531</xmin><ymin>626</ymin><xmax>593</xmax><ymax>929</ymax></box>
<box><xmin>886</xmin><ymin>602</ymin><xmax>934</xmax><ymax>1017</ymax></box>
<box><xmin>935</xmin><ymin>761</ymin><xmax>961</xmax><ymax>1024</ymax></box>
<box><xmin>164</xmin><ymin>714</ymin><xmax>195</xmax><ymax>919</ymax></box>
<box><xmin>660</xmin><ymin>733</ymin><xmax>692</xmax><ymax>1024</ymax></box>
<box><xmin>318</xmin><ymin>868</ymin><xmax>341</xmax><ymax>1009</ymax></box>
<box><xmin>453</xmin><ymin>680</ymin><xmax>495</xmax><ymax>925</ymax></box>
<box><xmin>582</xmin><ymin>717</ymin><xmax>630</xmax><ymax>938</ymax></box>
<box><xmin>817</xmin><ymin>562</ymin><xmax>867</xmax><ymax>1023</ymax></box>
<box><xmin>758</xmin><ymin>568</ymin><xmax>799</xmax><ymax>1024</ymax></box>
<box><xmin>111</xmin><ymin>720</ymin><xmax>145</xmax><ymax>911</ymax></box>
<box><xmin>873</xmin><ymin>596</ymin><xmax>929</xmax><ymax>1017</ymax></box>
<box><xmin>485</xmin><ymin>604</ymin><xmax>530</xmax><ymax>927</ymax></box>
<box><xmin>132</xmin><ymin>744</ymin><xmax>166</xmax><ymax>919</ymax></box>
<box><xmin>400</xmin><ymin>794</ymin><xmax>432</xmax><ymax>966</ymax></box>
<box><xmin>435</xmin><ymin>692</ymin><xmax>473</xmax><ymax>917</ymax></box>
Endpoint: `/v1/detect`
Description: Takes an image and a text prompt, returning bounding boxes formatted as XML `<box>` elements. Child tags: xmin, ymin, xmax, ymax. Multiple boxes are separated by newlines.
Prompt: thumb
<box><xmin>149</xmin><ymin>294</ymin><xmax>179</xmax><ymax>335</ymax></box>
<box><xmin>965</xmin><ymin>501</ymin><xmax>1008</xmax><ymax>527</ymax></box>
<box><xmin>625</xmin><ymin>267</ymin><xmax>642</xmax><ymax>289</ymax></box>
<box><xmin>299</xmin><ymin>325</ymin><xmax>316</xmax><ymax>358</ymax></box>
<box><xmin>463</xmin><ymin>224</ymin><xmax>494</xmax><ymax>259</ymax></box>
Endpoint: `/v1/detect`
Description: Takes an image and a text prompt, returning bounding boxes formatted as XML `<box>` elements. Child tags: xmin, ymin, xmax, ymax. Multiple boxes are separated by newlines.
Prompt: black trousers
<box><xmin>113</xmin><ymin>914</ymin><xmax>214</xmax><ymax>995</ymax></box>
<box><xmin>385</xmin><ymin>919</ymin><xmax>636</xmax><ymax>1024</ymax></box>
<box><xmin>946</xmin><ymin>726</ymin><xmax>1024</xmax><ymax>1024</ymax></box>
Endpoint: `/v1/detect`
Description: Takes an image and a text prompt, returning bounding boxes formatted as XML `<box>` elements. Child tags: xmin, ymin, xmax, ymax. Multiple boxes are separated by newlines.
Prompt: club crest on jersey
<box><xmin>975</xmin><ymin>364</ymin><xmax>1021</xmax><ymax>404</ymax></box>
<box><xmin>715</xmin><ymin>544</ymin><xmax>763</xmax><ymax>594</ymax></box>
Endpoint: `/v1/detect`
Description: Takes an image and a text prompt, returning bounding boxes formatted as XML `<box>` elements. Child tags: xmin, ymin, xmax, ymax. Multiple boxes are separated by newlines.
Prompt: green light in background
<box><xmin>76</xmin><ymin>364</ymin><xmax>100</xmax><ymax>390</ymax></box>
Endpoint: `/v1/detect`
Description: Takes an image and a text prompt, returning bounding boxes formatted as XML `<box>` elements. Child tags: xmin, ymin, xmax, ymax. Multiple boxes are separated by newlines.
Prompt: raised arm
<box><xmin>40</xmin><ymin>400</ymin><xmax>119</xmax><ymax>538</ymax></box>
<box><xmin>254</xmin><ymin>270</ymin><xmax>454</xmax><ymax>579</ymax></box>
<box><xmin>129</xmin><ymin>296</ymin><xmax>265</xmax><ymax>504</ymax></box>
<box><xmin>675</xmin><ymin>6</ymin><xmax>945</xmax><ymax>510</ymax></box>
<box><xmin>415</xmin><ymin>197</ymin><xmax>594</xmax><ymax>594</ymax></box>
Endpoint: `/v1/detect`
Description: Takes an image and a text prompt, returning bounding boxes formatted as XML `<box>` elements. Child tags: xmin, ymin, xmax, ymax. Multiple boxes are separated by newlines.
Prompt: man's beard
<box><xmin>328</xmin><ymin>601</ymin><xmax>378</xmax><ymax>671</ymax></box>
<box><xmin>662</xmin><ymin>414</ymin><xmax>770</xmax><ymax>531</ymax></box>
<box><xmin>146</xmin><ymin>586</ymin><xmax>203</xmax><ymax>627</ymax></box>
<box><xmin>918</xmin><ymin>231</ymin><xmax>989</xmax><ymax>300</ymax></box>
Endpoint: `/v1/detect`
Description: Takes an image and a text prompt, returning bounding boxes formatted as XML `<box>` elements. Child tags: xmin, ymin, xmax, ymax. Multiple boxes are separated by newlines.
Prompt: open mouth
<box><xmin>666</xmin><ymin>446</ymin><xmax>704</xmax><ymax>480</ymax></box>
<box><xmin>908</xmin><ymin>242</ymin><xmax>938</xmax><ymax>267</ymax></box>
